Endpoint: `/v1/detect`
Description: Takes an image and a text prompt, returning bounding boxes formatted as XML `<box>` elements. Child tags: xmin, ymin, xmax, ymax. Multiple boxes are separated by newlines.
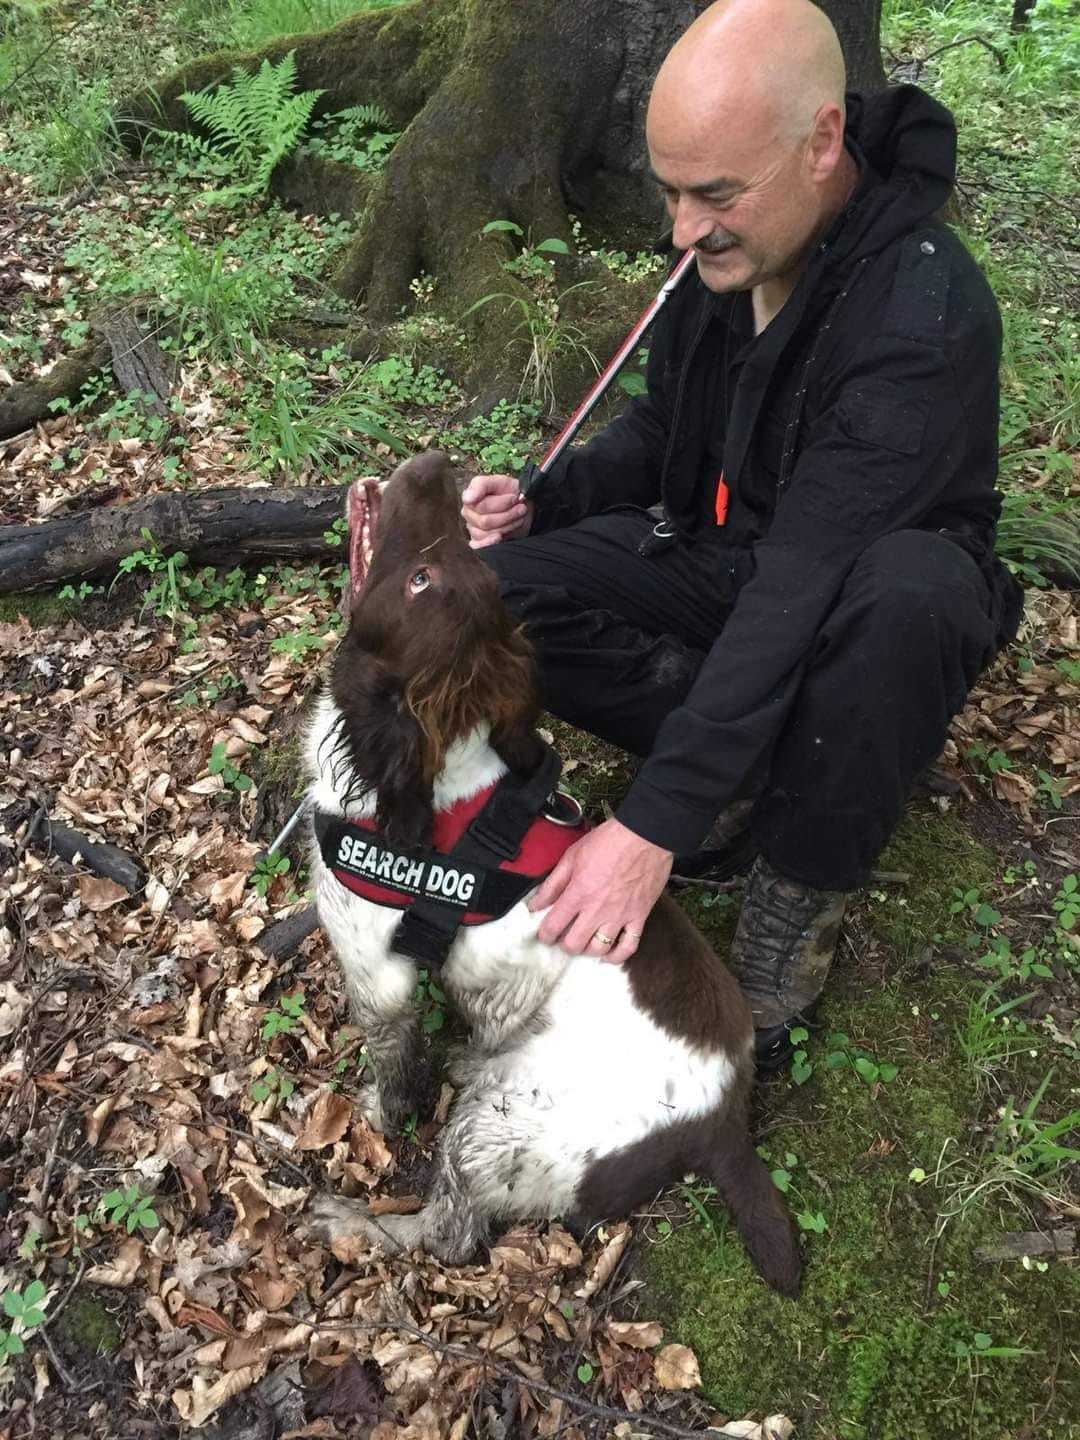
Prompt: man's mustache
<box><xmin>696</xmin><ymin>230</ymin><xmax>736</xmax><ymax>254</ymax></box>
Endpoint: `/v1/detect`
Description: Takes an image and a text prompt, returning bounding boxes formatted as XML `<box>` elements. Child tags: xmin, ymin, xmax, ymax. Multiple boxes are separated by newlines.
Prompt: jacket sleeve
<box><xmin>615</xmin><ymin>322</ymin><xmax>985</xmax><ymax>855</ymax></box>
<box><xmin>526</xmin><ymin>298</ymin><xmax>676</xmax><ymax>534</ymax></box>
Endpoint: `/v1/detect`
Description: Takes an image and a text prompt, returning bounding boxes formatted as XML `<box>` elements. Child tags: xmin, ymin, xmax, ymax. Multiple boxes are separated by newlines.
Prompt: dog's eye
<box><xmin>408</xmin><ymin>569</ymin><xmax>431</xmax><ymax>595</ymax></box>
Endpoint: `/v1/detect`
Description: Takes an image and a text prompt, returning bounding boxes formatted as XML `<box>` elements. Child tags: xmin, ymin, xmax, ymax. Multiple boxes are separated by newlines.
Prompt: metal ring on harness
<box><xmin>543</xmin><ymin>789</ymin><xmax>584</xmax><ymax>828</ymax></box>
<box><xmin>652</xmin><ymin>518</ymin><xmax>676</xmax><ymax>540</ymax></box>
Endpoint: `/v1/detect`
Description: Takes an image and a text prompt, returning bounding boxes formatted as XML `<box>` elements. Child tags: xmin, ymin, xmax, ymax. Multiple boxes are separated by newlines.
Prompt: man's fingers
<box><xmin>464</xmin><ymin>504</ymin><xmax>525</xmax><ymax>533</ymax></box>
<box><xmin>468</xmin><ymin>533</ymin><xmax>504</xmax><ymax>550</ymax></box>
<box><xmin>603</xmin><ymin>929</ymin><xmax>640</xmax><ymax>967</ymax></box>
<box><xmin>529</xmin><ymin>854</ymin><xmax>574</xmax><ymax>913</ymax></box>
<box><xmin>466</xmin><ymin>490</ymin><xmax>521</xmax><ymax>516</ymax></box>
<box><xmin>461</xmin><ymin>475</ymin><xmax>518</xmax><ymax>506</ymax></box>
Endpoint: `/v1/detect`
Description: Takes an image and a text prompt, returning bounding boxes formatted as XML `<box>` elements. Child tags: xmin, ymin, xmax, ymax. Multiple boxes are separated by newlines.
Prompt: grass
<box><xmin>644</xmin><ymin>973</ymin><xmax>1079</xmax><ymax>1436</ymax></box>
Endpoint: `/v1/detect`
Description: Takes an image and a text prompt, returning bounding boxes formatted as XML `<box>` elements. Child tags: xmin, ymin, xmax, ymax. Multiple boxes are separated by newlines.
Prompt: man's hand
<box><xmin>462</xmin><ymin>474</ymin><xmax>534</xmax><ymax>549</ymax></box>
<box><xmin>528</xmin><ymin>818</ymin><xmax>672</xmax><ymax>964</ymax></box>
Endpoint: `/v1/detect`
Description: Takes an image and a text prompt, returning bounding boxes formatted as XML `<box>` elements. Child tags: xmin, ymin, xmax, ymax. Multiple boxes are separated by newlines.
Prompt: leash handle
<box><xmin>519</xmin><ymin>248</ymin><xmax>698</xmax><ymax>499</ymax></box>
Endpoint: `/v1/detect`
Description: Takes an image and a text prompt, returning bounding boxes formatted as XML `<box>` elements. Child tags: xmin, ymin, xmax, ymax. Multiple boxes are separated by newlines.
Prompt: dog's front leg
<box><xmin>340</xmin><ymin>954</ymin><xmax>431</xmax><ymax>1136</ymax></box>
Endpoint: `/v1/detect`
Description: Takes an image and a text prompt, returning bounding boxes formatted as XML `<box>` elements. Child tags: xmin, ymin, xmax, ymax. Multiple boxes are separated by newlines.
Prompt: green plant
<box><xmin>98</xmin><ymin>1184</ymin><xmax>159</xmax><ymax>1234</ymax></box>
<box><xmin>953</xmin><ymin>1330</ymin><xmax>1037</xmax><ymax>1365</ymax></box>
<box><xmin>470</xmin><ymin>220</ymin><xmax>599</xmax><ymax>412</ymax></box>
<box><xmin>261</xmin><ymin>991</ymin><xmax>306</xmax><ymax>1042</ymax></box>
<box><xmin>366</xmin><ymin>355</ymin><xmax>459</xmax><ymax>408</ymax></box>
<box><xmin>940</xmin><ymin>1070</ymin><xmax>1080</xmax><ymax>1228</ymax></box>
<box><xmin>789</xmin><ymin>1025</ymin><xmax>813</xmax><ymax>1085</ymax></box>
<box><xmin>413</xmin><ymin>968</ymin><xmax>447</xmax><ymax>1034</ymax></box>
<box><xmin>251</xmin><ymin>1064</ymin><xmax>296</xmax><ymax>1102</ymax></box>
<box><xmin>955</xmin><ymin>981</ymin><xmax>1037</xmax><ymax>1083</ymax></box>
<box><xmin>1</xmin><ymin>1280</ymin><xmax>48</xmax><ymax>1363</ymax></box>
<box><xmin>1053</xmin><ymin>875</ymin><xmax>1079</xmax><ymax>932</ymax></box>
<box><xmin>247</xmin><ymin>356</ymin><xmax>408</xmax><ymax>473</ymax></box>
<box><xmin>226</xmin><ymin>0</ymin><xmax>404</xmax><ymax>47</ymax></box>
<box><xmin>824</xmin><ymin>1031</ymin><xmax>900</xmax><ymax>1087</ymax></box>
<box><xmin>307</xmin><ymin>102</ymin><xmax>400</xmax><ymax>170</ymax></box>
<box><xmin>996</xmin><ymin>493</ymin><xmax>1080</xmax><ymax>589</ymax></box>
<box><xmin>768</xmin><ymin>1150</ymin><xmax>828</xmax><ymax>1233</ymax></box>
<box><xmin>447</xmin><ymin>398</ymin><xmax>541</xmax><ymax>474</ymax></box>
<box><xmin>175</xmin><ymin>51</ymin><xmax>324</xmax><ymax>202</ymax></box>
<box><xmin>251</xmin><ymin>850</ymin><xmax>291</xmax><ymax>896</ymax></box>
<box><xmin>209</xmin><ymin>741</ymin><xmax>255</xmax><ymax>794</ymax></box>
<box><xmin>36</xmin><ymin>75</ymin><xmax>120</xmax><ymax>192</ymax></box>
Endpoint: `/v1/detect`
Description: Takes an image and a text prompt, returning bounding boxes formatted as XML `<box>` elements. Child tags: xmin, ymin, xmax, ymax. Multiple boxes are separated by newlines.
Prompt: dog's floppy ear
<box><xmin>330</xmin><ymin>654</ymin><xmax>433</xmax><ymax>851</ymax></box>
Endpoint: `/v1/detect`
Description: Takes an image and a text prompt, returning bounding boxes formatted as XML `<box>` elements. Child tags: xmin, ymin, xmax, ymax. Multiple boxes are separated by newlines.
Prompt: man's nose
<box><xmin>670</xmin><ymin>196</ymin><xmax>715</xmax><ymax>251</ymax></box>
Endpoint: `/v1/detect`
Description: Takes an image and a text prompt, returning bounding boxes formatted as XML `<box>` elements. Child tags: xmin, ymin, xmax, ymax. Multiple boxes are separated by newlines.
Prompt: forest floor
<box><xmin>1</xmin><ymin>0</ymin><xmax>1078</xmax><ymax>1437</ymax></box>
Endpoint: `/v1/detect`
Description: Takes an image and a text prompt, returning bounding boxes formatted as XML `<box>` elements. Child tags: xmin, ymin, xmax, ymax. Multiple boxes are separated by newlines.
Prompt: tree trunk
<box><xmin>119</xmin><ymin>0</ymin><xmax>885</xmax><ymax>402</ymax></box>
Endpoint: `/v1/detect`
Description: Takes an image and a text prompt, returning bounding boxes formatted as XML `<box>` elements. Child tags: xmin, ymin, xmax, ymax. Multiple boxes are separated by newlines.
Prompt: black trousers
<box><xmin>481</xmin><ymin>511</ymin><xmax>1000</xmax><ymax>891</ymax></box>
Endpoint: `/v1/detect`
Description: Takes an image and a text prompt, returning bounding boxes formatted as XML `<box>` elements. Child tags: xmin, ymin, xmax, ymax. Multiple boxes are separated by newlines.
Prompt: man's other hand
<box><xmin>462</xmin><ymin>474</ymin><xmax>534</xmax><ymax>548</ymax></box>
<box><xmin>528</xmin><ymin>818</ymin><xmax>672</xmax><ymax>964</ymax></box>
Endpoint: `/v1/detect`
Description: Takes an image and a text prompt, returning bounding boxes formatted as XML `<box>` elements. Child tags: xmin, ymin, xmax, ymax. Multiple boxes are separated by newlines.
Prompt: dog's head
<box><xmin>328</xmin><ymin>451</ymin><xmax>542</xmax><ymax>848</ymax></box>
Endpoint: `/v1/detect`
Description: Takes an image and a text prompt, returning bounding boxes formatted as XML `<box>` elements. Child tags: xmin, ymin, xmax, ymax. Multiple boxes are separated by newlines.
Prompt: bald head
<box><xmin>646</xmin><ymin>0</ymin><xmax>855</xmax><ymax>308</ymax></box>
<box><xmin>650</xmin><ymin>0</ymin><xmax>846</xmax><ymax>151</ymax></box>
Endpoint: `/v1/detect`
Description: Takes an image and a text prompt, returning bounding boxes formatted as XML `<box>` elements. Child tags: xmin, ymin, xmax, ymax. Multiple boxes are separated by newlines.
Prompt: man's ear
<box><xmin>330</xmin><ymin>652</ymin><xmax>433</xmax><ymax>850</ymax></box>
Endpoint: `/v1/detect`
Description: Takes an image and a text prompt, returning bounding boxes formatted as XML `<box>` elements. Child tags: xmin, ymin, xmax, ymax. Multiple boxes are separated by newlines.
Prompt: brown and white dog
<box><xmin>304</xmin><ymin>451</ymin><xmax>801</xmax><ymax>1296</ymax></box>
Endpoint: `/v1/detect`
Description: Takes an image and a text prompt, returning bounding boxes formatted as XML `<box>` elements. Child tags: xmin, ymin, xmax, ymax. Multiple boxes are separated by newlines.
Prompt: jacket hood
<box><xmin>837</xmin><ymin>84</ymin><xmax>957</xmax><ymax>261</ymax></box>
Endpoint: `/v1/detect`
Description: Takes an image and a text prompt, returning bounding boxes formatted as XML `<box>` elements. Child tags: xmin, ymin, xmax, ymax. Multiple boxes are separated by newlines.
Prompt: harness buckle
<box><xmin>543</xmin><ymin>789</ymin><xmax>584</xmax><ymax>828</ymax></box>
<box><xmin>638</xmin><ymin>517</ymin><xmax>679</xmax><ymax>558</ymax></box>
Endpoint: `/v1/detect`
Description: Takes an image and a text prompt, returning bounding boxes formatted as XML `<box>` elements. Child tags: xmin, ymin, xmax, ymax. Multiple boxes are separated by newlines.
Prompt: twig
<box><xmin>40</xmin><ymin>1327</ymin><xmax>102</xmax><ymax>1395</ymax></box>
<box><xmin>888</xmin><ymin>34</ymin><xmax>1008</xmax><ymax>79</ymax></box>
<box><xmin>317</xmin><ymin>1316</ymin><xmax>742</xmax><ymax>1438</ymax></box>
<box><xmin>39</xmin><ymin>1260</ymin><xmax>87</xmax><ymax>1335</ymax></box>
<box><xmin>218</xmin><ymin>1123</ymin><xmax>313</xmax><ymax>1188</ymax></box>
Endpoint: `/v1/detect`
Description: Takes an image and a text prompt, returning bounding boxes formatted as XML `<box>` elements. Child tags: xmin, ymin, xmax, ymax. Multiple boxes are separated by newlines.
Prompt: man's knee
<box><xmin>846</xmin><ymin>530</ymin><xmax>991</xmax><ymax>629</ymax></box>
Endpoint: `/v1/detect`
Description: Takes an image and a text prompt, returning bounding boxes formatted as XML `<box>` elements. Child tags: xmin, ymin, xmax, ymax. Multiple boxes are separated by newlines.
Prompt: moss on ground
<box><xmin>648</xmin><ymin>805</ymin><xmax>1079</xmax><ymax>1438</ymax></box>
<box><xmin>0</xmin><ymin>593</ymin><xmax>77</xmax><ymax>627</ymax></box>
<box><xmin>866</xmin><ymin>805</ymin><xmax>997</xmax><ymax>960</ymax></box>
<box><xmin>56</xmin><ymin>1293</ymin><xmax>124</xmax><ymax>1356</ymax></box>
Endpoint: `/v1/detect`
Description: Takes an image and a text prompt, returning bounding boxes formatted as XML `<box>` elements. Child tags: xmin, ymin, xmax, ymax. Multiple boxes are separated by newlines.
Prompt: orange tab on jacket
<box><xmin>715</xmin><ymin>472</ymin><xmax>730</xmax><ymax>526</ymax></box>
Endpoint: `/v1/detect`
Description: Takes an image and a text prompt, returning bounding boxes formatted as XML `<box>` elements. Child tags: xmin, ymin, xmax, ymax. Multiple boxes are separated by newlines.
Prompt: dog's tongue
<box><xmin>347</xmin><ymin>477</ymin><xmax>382</xmax><ymax>603</ymax></box>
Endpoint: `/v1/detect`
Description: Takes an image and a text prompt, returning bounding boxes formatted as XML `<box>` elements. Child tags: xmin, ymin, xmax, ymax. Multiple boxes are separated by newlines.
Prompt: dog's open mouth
<box><xmin>348</xmin><ymin>477</ymin><xmax>382</xmax><ymax>602</ymax></box>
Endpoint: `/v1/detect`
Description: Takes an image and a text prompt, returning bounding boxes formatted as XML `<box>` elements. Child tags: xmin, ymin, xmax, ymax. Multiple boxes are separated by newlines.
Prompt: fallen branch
<box><xmin>0</xmin><ymin>341</ymin><xmax>109</xmax><ymax>441</ymax></box>
<box><xmin>0</xmin><ymin>485</ymin><xmax>348</xmax><ymax>594</ymax></box>
<box><xmin>95</xmin><ymin>310</ymin><xmax>173</xmax><ymax>415</ymax></box>
<box><xmin>257</xmin><ymin>905</ymin><xmax>320</xmax><ymax>961</ymax></box>
<box><xmin>976</xmin><ymin>1228</ymin><xmax>1077</xmax><ymax>1263</ymax></box>
<box><xmin>26</xmin><ymin>812</ymin><xmax>146</xmax><ymax>893</ymax></box>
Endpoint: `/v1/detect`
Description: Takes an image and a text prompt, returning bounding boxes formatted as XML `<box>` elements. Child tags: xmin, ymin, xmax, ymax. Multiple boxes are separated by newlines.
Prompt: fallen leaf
<box><xmin>576</xmin><ymin>1224</ymin><xmax>630</xmax><ymax>1298</ymax></box>
<box><xmin>607</xmin><ymin>1319</ymin><xmax>663</xmax><ymax>1349</ymax></box>
<box><xmin>78</xmin><ymin>875</ymin><xmax>130</xmax><ymax>911</ymax></box>
<box><xmin>297</xmin><ymin>1088</ymin><xmax>353</xmax><ymax>1151</ymax></box>
<box><xmin>654</xmin><ymin>1343</ymin><xmax>701</xmax><ymax>1390</ymax></box>
<box><xmin>172</xmin><ymin>1363</ymin><xmax>266</xmax><ymax>1427</ymax></box>
<box><xmin>86</xmin><ymin>1236</ymin><xmax>143</xmax><ymax>1287</ymax></box>
<box><xmin>368</xmin><ymin>1193</ymin><xmax>422</xmax><ymax>1216</ymax></box>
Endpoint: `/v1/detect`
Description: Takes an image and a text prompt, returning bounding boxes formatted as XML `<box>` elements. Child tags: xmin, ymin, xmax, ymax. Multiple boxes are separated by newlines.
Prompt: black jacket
<box><xmin>529</xmin><ymin>85</ymin><xmax>1023</xmax><ymax>855</ymax></box>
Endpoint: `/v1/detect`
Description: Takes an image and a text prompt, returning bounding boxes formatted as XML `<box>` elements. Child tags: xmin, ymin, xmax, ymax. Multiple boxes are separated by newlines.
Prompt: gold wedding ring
<box><xmin>594</xmin><ymin>930</ymin><xmax>616</xmax><ymax>947</ymax></box>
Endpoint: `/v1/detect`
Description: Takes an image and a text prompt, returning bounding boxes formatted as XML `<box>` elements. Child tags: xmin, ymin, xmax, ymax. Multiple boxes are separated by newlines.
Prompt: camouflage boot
<box><xmin>670</xmin><ymin>799</ymin><xmax>757</xmax><ymax>884</ymax></box>
<box><xmin>728</xmin><ymin>856</ymin><xmax>848</xmax><ymax>1071</ymax></box>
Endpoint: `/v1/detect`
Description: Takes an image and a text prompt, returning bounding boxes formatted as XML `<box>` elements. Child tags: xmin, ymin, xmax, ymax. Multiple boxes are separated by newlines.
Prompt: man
<box><xmin>461</xmin><ymin>0</ymin><xmax>1022</xmax><ymax>1066</ymax></box>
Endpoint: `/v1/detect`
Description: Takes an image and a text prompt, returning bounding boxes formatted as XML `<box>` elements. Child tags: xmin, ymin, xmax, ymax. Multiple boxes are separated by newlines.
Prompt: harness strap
<box><xmin>390</xmin><ymin>745</ymin><xmax>562</xmax><ymax>966</ymax></box>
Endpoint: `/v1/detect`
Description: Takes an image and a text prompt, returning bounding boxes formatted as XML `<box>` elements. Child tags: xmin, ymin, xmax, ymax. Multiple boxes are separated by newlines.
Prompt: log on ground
<box><xmin>0</xmin><ymin>485</ymin><xmax>350</xmax><ymax>593</ymax></box>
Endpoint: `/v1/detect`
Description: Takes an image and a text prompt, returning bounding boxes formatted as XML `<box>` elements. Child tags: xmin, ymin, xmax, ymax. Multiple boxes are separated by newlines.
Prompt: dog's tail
<box><xmin>703</xmin><ymin>1114</ymin><xmax>803</xmax><ymax>1298</ymax></box>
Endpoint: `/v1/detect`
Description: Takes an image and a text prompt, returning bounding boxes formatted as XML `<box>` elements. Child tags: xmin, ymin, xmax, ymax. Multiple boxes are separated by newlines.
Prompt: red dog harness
<box><xmin>313</xmin><ymin>744</ymin><xmax>588</xmax><ymax>967</ymax></box>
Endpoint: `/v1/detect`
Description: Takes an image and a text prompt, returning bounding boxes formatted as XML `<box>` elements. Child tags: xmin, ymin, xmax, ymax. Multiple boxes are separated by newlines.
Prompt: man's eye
<box><xmin>409</xmin><ymin>569</ymin><xmax>430</xmax><ymax>594</ymax></box>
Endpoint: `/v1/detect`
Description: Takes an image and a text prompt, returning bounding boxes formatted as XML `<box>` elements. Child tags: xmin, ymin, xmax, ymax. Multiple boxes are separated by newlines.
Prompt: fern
<box><xmin>179</xmin><ymin>51</ymin><xmax>324</xmax><ymax>201</ymax></box>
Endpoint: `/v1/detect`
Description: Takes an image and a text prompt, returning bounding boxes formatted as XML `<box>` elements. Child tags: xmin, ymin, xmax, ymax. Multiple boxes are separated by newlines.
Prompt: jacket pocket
<box><xmin>835</xmin><ymin>380</ymin><xmax>930</xmax><ymax>456</ymax></box>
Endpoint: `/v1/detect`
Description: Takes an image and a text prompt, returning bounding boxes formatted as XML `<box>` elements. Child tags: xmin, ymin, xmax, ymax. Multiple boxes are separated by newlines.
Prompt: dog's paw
<box><xmin>356</xmin><ymin>1084</ymin><xmax>388</xmax><ymax>1134</ymax></box>
<box><xmin>307</xmin><ymin>1193</ymin><xmax>374</xmax><ymax>1246</ymax></box>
